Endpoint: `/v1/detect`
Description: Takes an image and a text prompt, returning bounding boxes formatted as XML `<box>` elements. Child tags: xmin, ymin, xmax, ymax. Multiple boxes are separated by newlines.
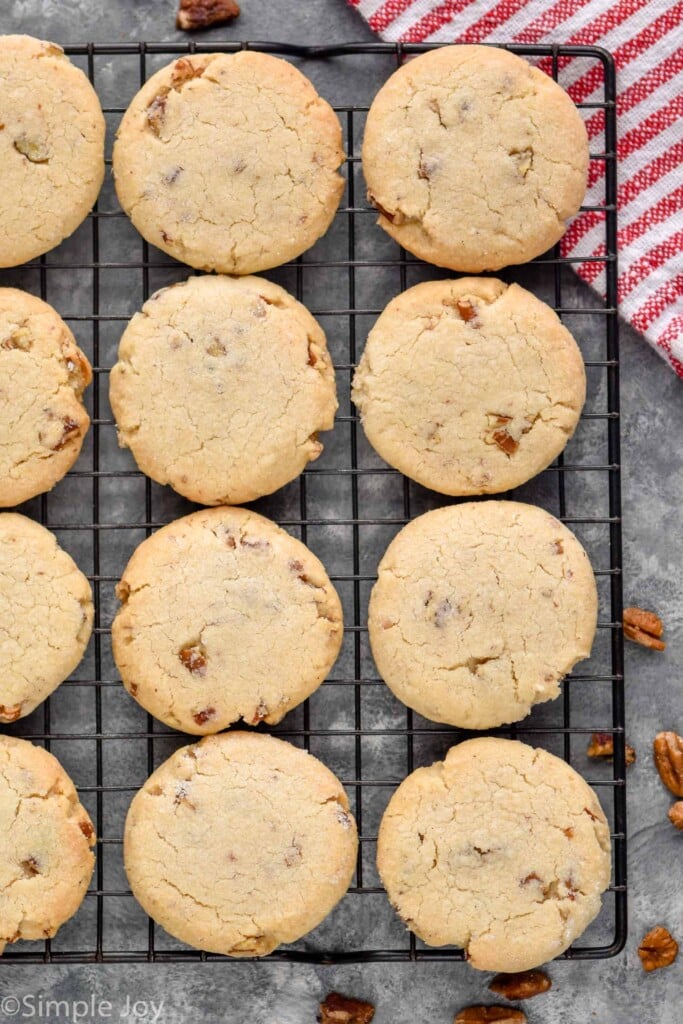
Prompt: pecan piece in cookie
<box><xmin>492</xmin><ymin>428</ymin><xmax>519</xmax><ymax>456</ymax></box>
<box><xmin>653</xmin><ymin>731</ymin><xmax>683</xmax><ymax>796</ymax></box>
<box><xmin>318</xmin><ymin>992</ymin><xmax>375</xmax><ymax>1024</ymax></box>
<box><xmin>179</xmin><ymin>643</ymin><xmax>207</xmax><ymax>676</ymax></box>
<box><xmin>456</xmin><ymin>299</ymin><xmax>478</xmax><ymax>322</ymax></box>
<box><xmin>0</xmin><ymin>703</ymin><xmax>22</xmax><ymax>723</ymax></box>
<box><xmin>638</xmin><ymin>926</ymin><xmax>679</xmax><ymax>972</ymax></box>
<box><xmin>455</xmin><ymin>1009</ymin><xmax>526</xmax><ymax>1024</ymax></box>
<box><xmin>623</xmin><ymin>607</ymin><xmax>665</xmax><ymax>650</ymax></box>
<box><xmin>489</xmin><ymin>970</ymin><xmax>551</xmax><ymax>1000</ymax></box>
<box><xmin>176</xmin><ymin>0</ymin><xmax>240</xmax><ymax>31</ymax></box>
<box><xmin>193</xmin><ymin>706</ymin><xmax>216</xmax><ymax>726</ymax></box>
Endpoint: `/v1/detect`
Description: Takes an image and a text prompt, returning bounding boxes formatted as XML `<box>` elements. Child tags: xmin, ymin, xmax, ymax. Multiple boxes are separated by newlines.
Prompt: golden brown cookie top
<box><xmin>0</xmin><ymin>735</ymin><xmax>96</xmax><ymax>953</ymax></box>
<box><xmin>352</xmin><ymin>278</ymin><xmax>585</xmax><ymax>496</ymax></box>
<box><xmin>378</xmin><ymin>737</ymin><xmax>611</xmax><ymax>972</ymax></box>
<box><xmin>362</xmin><ymin>45</ymin><xmax>588</xmax><ymax>271</ymax></box>
<box><xmin>124</xmin><ymin>731</ymin><xmax>357</xmax><ymax>956</ymax></box>
<box><xmin>0</xmin><ymin>35</ymin><xmax>105</xmax><ymax>267</ymax></box>
<box><xmin>0</xmin><ymin>288</ymin><xmax>91</xmax><ymax>507</ymax></box>
<box><xmin>369</xmin><ymin>501</ymin><xmax>597</xmax><ymax>729</ymax></box>
<box><xmin>113</xmin><ymin>51</ymin><xmax>345</xmax><ymax>273</ymax></box>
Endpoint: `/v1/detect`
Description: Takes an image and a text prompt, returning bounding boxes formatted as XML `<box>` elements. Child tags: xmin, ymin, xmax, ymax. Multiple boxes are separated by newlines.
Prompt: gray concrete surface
<box><xmin>1</xmin><ymin>1</ymin><xmax>681</xmax><ymax>1021</ymax></box>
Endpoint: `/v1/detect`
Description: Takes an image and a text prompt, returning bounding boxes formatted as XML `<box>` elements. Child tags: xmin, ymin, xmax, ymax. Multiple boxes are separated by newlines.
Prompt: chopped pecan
<box><xmin>249</xmin><ymin>701</ymin><xmax>268</xmax><ymax>725</ymax></box>
<box><xmin>489</xmin><ymin>970</ymin><xmax>551</xmax><ymax>1000</ymax></box>
<box><xmin>170</xmin><ymin>57</ymin><xmax>208</xmax><ymax>89</ymax></box>
<box><xmin>456</xmin><ymin>299</ymin><xmax>478</xmax><ymax>322</ymax></box>
<box><xmin>179</xmin><ymin>644</ymin><xmax>207</xmax><ymax>676</ymax></box>
<box><xmin>52</xmin><ymin>417</ymin><xmax>80</xmax><ymax>451</ymax></box>
<box><xmin>367</xmin><ymin>192</ymin><xmax>405</xmax><ymax>225</ymax></box>
<box><xmin>146</xmin><ymin>93</ymin><xmax>168</xmax><ymax>134</ymax></box>
<box><xmin>79</xmin><ymin>820</ymin><xmax>95</xmax><ymax>840</ymax></box>
<box><xmin>638</xmin><ymin>926</ymin><xmax>679</xmax><ymax>972</ymax></box>
<box><xmin>455</xmin><ymin>1009</ymin><xmax>526</xmax><ymax>1024</ymax></box>
<box><xmin>492</xmin><ymin>429</ymin><xmax>519</xmax><ymax>455</ymax></box>
<box><xmin>193</xmin><ymin>706</ymin><xmax>215</xmax><ymax>726</ymax></box>
<box><xmin>176</xmin><ymin>0</ymin><xmax>240</xmax><ymax>31</ymax></box>
<box><xmin>1</xmin><ymin>325</ymin><xmax>31</xmax><ymax>350</ymax></box>
<box><xmin>586</xmin><ymin>732</ymin><xmax>636</xmax><ymax>766</ymax></box>
<box><xmin>623</xmin><ymin>607</ymin><xmax>665</xmax><ymax>650</ymax></box>
<box><xmin>318</xmin><ymin>992</ymin><xmax>375</xmax><ymax>1024</ymax></box>
<box><xmin>653</xmin><ymin>731</ymin><xmax>683</xmax><ymax>796</ymax></box>
<box><xmin>0</xmin><ymin>703</ymin><xmax>22</xmax><ymax>723</ymax></box>
<box><xmin>668</xmin><ymin>802</ymin><xmax>683</xmax><ymax>830</ymax></box>
<box><xmin>13</xmin><ymin>134</ymin><xmax>50</xmax><ymax>163</ymax></box>
<box><xmin>21</xmin><ymin>857</ymin><xmax>40</xmax><ymax>877</ymax></box>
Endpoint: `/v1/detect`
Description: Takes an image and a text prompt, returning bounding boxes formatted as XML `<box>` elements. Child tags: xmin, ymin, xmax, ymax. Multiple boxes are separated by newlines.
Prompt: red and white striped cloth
<box><xmin>348</xmin><ymin>0</ymin><xmax>683</xmax><ymax>376</ymax></box>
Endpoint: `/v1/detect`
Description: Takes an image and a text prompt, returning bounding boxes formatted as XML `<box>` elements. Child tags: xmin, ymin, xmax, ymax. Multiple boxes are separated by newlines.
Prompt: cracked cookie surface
<box><xmin>109</xmin><ymin>274</ymin><xmax>336</xmax><ymax>506</ymax></box>
<box><xmin>352</xmin><ymin>278</ymin><xmax>585</xmax><ymax>495</ymax></box>
<box><xmin>0</xmin><ymin>735</ymin><xmax>96</xmax><ymax>953</ymax></box>
<box><xmin>124</xmin><ymin>731</ymin><xmax>357</xmax><ymax>955</ymax></box>
<box><xmin>377</xmin><ymin>737</ymin><xmax>611</xmax><ymax>971</ymax></box>
<box><xmin>362</xmin><ymin>45</ymin><xmax>588</xmax><ymax>271</ymax></box>
<box><xmin>369</xmin><ymin>501</ymin><xmax>597</xmax><ymax>729</ymax></box>
<box><xmin>0</xmin><ymin>514</ymin><xmax>93</xmax><ymax>722</ymax></box>
<box><xmin>113</xmin><ymin>52</ymin><xmax>344</xmax><ymax>273</ymax></box>
<box><xmin>112</xmin><ymin>506</ymin><xmax>343</xmax><ymax>734</ymax></box>
<box><xmin>0</xmin><ymin>288</ymin><xmax>92</xmax><ymax>506</ymax></box>
<box><xmin>0</xmin><ymin>35</ymin><xmax>105</xmax><ymax>267</ymax></box>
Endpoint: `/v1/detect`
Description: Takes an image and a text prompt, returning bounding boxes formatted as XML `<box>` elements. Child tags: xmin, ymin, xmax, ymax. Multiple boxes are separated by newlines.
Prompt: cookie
<box><xmin>377</xmin><ymin>737</ymin><xmax>612</xmax><ymax>971</ymax></box>
<box><xmin>124</xmin><ymin>731</ymin><xmax>357</xmax><ymax>955</ymax></box>
<box><xmin>353</xmin><ymin>278</ymin><xmax>585</xmax><ymax>495</ymax></box>
<box><xmin>369</xmin><ymin>501</ymin><xmax>597</xmax><ymax>729</ymax></box>
<box><xmin>362</xmin><ymin>45</ymin><xmax>588</xmax><ymax>271</ymax></box>
<box><xmin>109</xmin><ymin>275</ymin><xmax>337</xmax><ymax>506</ymax></box>
<box><xmin>113</xmin><ymin>52</ymin><xmax>344</xmax><ymax>273</ymax></box>
<box><xmin>112</xmin><ymin>506</ymin><xmax>343</xmax><ymax>734</ymax></box>
<box><xmin>0</xmin><ymin>36</ymin><xmax>105</xmax><ymax>267</ymax></box>
<box><xmin>0</xmin><ymin>514</ymin><xmax>93</xmax><ymax>722</ymax></box>
<box><xmin>0</xmin><ymin>288</ymin><xmax>92</xmax><ymax>506</ymax></box>
<box><xmin>0</xmin><ymin>735</ymin><xmax>96</xmax><ymax>954</ymax></box>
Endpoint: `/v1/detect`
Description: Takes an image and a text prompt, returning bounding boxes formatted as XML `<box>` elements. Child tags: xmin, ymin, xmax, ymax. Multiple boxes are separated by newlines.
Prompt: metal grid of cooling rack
<box><xmin>0</xmin><ymin>41</ymin><xmax>625</xmax><ymax>964</ymax></box>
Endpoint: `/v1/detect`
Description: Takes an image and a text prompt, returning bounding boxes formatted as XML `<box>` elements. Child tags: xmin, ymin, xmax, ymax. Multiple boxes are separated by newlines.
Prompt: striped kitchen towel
<box><xmin>348</xmin><ymin>0</ymin><xmax>683</xmax><ymax>376</ymax></box>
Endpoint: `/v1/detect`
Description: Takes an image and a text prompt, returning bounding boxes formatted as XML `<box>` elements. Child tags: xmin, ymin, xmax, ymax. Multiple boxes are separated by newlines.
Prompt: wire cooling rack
<box><xmin>0</xmin><ymin>41</ymin><xmax>624</xmax><ymax>964</ymax></box>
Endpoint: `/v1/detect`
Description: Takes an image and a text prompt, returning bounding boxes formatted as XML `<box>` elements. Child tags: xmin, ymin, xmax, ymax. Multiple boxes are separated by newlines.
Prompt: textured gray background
<box><xmin>1</xmin><ymin>1</ymin><xmax>681</xmax><ymax>1022</ymax></box>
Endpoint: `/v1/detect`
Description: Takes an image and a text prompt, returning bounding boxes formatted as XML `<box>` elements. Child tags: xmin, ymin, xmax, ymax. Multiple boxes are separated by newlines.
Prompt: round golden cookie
<box><xmin>0</xmin><ymin>36</ymin><xmax>105</xmax><ymax>267</ymax></box>
<box><xmin>362</xmin><ymin>45</ymin><xmax>588</xmax><ymax>271</ymax></box>
<box><xmin>352</xmin><ymin>278</ymin><xmax>585</xmax><ymax>495</ymax></box>
<box><xmin>112</xmin><ymin>507</ymin><xmax>343</xmax><ymax>735</ymax></box>
<box><xmin>0</xmin><ymin>514</ymin><xmax>93</xmax><ymax>723</ymax></box>
<box><xmin>113</xmin><ymin>52</ymin><xmax>345</xmax><ymax>273</ymax></box>
<box><xmin>109</xmin><ymin>275</ymin><xmax>337</xmax><ymax>506</ymax></box>
<box><xmin>0</xmin><ymin>288</ymin><xmax>91</xmax><ymax>506</ymax></box>
<box><xmin>124</xmin><ymin>731</ymin><xmax>357</xmax><ymax>956</ymax></box>
<box><xmin>0</xmin><ymin>735</ymin><xmax>96</xmax><ymax>954</ymax></box>
<box><xmin>369</xmin><ymin>501</ymin><xmax>597</xmax><ymax>729</ymax></box>
<box><xmin>377</xmin><ymin>737</ymin><xmax>612</xmax><ymax>971</ymax></box>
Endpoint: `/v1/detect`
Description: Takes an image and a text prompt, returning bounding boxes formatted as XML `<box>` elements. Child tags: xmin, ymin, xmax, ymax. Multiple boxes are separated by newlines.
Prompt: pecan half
<box><xmin>587</xmin><ymin>732</ymin><xmax>636</xmax><ymax>766</ymax></box>
<box><xmin>638</xmin><ymin>926</ymin><xmax>679</xmax><ymax>972</ymax></box>
<box><xmin>489</xmin><ymin>970</ymin><xmax>551</xmax><ymax>1000</ymax></box>
<box><xmin>623</xmin><ymin>607</ymin><xmax>665</xmax><ymax>650</ymax></box>
<box><xmin>455</xmin><ymin>1009</ymin><xmax>526</xmax><ymax>1024</ymax></box>
<box><xmin>653</xmin><ymin>731</ymin><xmax>683</xmax><ymax>796</ymax></box>
<box><xmin>668</xmin><ymin>802</ymin><xmax>683</xmax><ymax>830</ymax></box>
<box><xmin>176</xmin><ymin>0</ymin><xmax>240</xmax><ymax>31</ymax></box>
<box><xmin>318</xmin><ymin>992</ymin><xmax>375</xmax><ymax>1024</ymax></box>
